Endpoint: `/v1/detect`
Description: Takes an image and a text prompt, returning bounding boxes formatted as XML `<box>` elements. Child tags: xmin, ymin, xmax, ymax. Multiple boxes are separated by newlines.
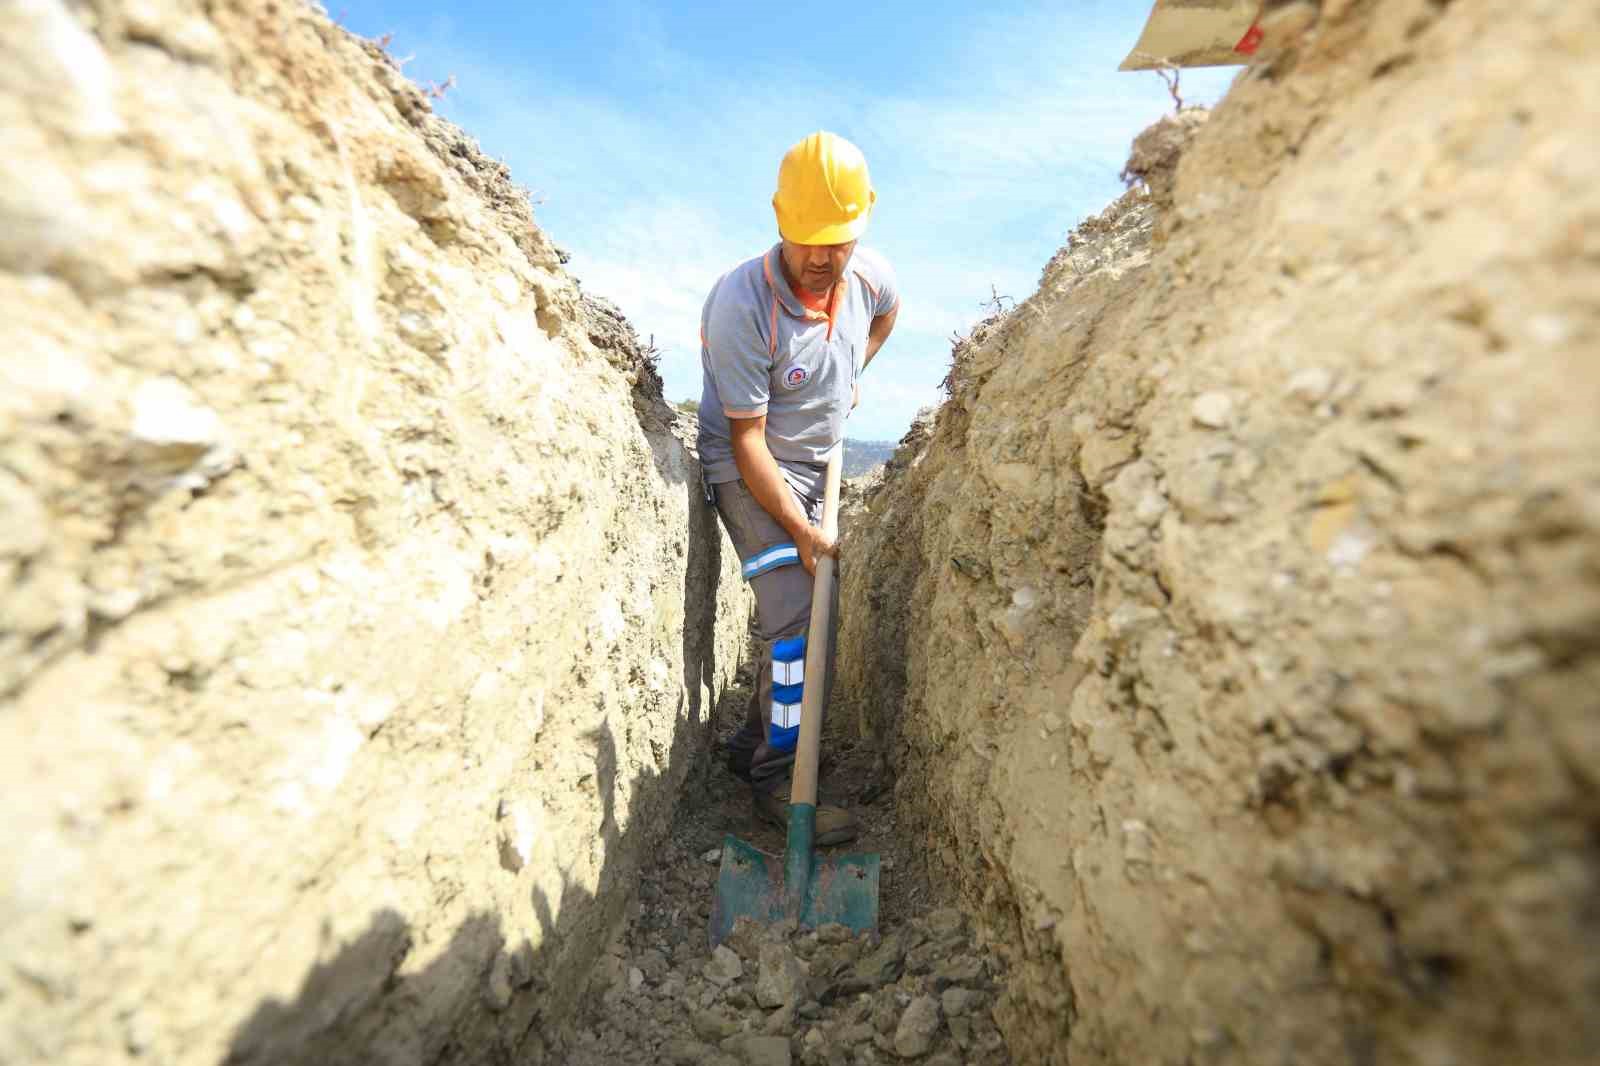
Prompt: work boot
<box><xmin>753</xmin><ymin>781</ymin><xmax>859</xmax><ymax>846</ymax></box>
<box><xmin>725</xmin><ymin>743</ymin><xmax>754</xmax><ymax>783</ymax></box>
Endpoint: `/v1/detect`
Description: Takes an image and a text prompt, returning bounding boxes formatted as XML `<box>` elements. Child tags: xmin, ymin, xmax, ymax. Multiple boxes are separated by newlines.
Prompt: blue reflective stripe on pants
<box><xmin>742</xmin><ymin>543</ymin><xmax>799</xmax><ymax>580</ymax></box>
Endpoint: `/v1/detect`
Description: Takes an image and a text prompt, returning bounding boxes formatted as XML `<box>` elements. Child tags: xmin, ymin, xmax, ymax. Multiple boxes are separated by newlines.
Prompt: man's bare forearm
<box><xmin>730</xmin><ymin>417</ymin><xmax>811</xmax><ymax>540</ymax></box>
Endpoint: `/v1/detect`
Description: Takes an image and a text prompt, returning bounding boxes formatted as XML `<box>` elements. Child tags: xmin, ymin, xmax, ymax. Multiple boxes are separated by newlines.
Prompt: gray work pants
<box><xmin>712</xmin><ymin>478</ymin><xmax>838</xmax><ymax>795</ymax></box>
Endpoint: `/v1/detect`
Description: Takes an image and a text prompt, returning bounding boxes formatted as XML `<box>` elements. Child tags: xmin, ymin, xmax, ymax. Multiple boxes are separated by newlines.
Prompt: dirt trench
<box><xmin>5</xmin><ymin>1</ymin><xmax>1598</xmax><ymax>1065</ymax></box>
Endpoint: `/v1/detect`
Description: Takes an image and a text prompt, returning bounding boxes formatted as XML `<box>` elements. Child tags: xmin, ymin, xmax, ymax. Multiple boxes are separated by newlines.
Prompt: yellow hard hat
<box><xmin>772</xmin><ymin>131</ymin><xmax>876</xmax><ymax>246</ymax></box>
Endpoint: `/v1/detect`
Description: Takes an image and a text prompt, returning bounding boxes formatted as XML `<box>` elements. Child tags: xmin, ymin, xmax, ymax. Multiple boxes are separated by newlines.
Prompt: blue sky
<box><xmin>330</xmin><ymin>2</ymin><xmax>1239</xmax><ymax>441</ymax></box>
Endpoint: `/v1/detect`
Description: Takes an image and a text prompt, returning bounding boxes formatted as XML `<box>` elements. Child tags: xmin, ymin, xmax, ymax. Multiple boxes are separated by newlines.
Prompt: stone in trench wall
<box><xmin>840</xmin><ymin>2</ymin><xmax>1600</xmax><ymax>1064</ymax></box>
<box><xmin>0</xmin><ymin>2</ymin><xmax>750</xmax><ymax>1064</ymax></box>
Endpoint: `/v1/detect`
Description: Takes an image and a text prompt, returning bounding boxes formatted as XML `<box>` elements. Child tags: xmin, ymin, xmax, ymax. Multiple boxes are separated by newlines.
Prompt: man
<box><xmin>697</xmin><ymin>131</ymin><xmax>900</xmax><ymax>845</ymax></box>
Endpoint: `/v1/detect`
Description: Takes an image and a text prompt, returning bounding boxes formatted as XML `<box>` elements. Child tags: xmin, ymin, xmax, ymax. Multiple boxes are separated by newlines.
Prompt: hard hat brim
<box><xmin>776</xmin><ymin>209</ymin><xmax>872</xmax><ymax>246</ymax></box>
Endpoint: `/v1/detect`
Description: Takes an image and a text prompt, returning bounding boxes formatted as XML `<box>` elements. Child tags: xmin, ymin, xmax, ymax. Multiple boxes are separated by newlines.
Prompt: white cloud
<box><xmin>893</xmin><ymin>299</ymin><xmax>979</xmax><ymax>344</ymax></box>
<box><xmin>850</xmin><ymin>377</ymin><xmax>945</xmax><ymax>444</ymax></box>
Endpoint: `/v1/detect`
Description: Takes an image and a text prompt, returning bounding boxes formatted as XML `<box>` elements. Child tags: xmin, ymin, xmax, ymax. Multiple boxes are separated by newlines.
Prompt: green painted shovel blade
<box><xmin>708</xmin><ymin>830</ymin><xmax>880</xmax><ymax>946</ymax></box>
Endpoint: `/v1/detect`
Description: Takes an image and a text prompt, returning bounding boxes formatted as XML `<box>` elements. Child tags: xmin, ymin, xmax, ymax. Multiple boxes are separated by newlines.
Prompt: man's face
<box><xmin>780</xmin><ymin>238</ymin><xmax>856</xmax><ymax>296</ymax></box>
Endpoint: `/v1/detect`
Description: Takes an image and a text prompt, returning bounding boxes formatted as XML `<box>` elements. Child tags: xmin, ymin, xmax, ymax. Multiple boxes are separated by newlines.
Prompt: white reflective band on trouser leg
<box><xmin>771</xmin><ymin>701</ymin><xmax>801</xmax><ymax>729</ymax></box>
<box><xmin>742</xmin><ymin>542</ymin><xmax>800</xmax><ymax>580</ymax></box>
<box><xmin>773</xmin><ymin>658</ymin><xmax>804</xmax><ymax>686</ymax></box>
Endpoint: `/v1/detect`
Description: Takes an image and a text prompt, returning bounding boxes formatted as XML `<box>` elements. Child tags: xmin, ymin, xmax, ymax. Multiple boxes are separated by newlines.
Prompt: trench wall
<box><xmin>0</xmin><ymin>3</ymin><xmax>750</xmax><ymax>1063</ymax></box>
<box><xmin>839</xmin><ymin>2</ymin><xmax>1600</xmax><ymax>1063</ymax></box>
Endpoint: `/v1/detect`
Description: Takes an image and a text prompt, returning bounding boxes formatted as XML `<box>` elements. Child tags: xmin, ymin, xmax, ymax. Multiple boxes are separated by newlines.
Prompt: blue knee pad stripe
<box><xmin>773</xmin><ymin>634</ymin><xmax>806</xmax><ymax>663</ymax></box>
<box><xmin>770</xmin><ymin>634</ymin><xmax>806</xmax><ymax>752</ymax></box>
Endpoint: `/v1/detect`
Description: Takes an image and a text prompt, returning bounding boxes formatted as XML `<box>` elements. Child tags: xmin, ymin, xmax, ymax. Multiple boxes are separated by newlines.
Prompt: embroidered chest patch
<box><xmin>783</xmin><ymin>365</ymin><xmax>811</xmax><ymax>390</ymax></box>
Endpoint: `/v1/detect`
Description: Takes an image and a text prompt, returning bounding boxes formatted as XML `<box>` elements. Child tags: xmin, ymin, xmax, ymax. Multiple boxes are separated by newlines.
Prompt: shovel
<box><xmin>709</xmin><ymin>445</ymin><xmax>880</xmax><ymax>945</ymax></box>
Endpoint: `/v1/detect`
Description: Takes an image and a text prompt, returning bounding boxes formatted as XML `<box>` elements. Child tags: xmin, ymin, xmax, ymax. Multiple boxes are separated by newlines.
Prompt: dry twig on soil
<box><xmin>979</xmin><ymin>284</ymin><xmax>1015</xmax><ymax>316</ymax></box>
<box><xmin>1155</xmin><ymin>64</ymin><xmax>1184</xmax><ymax>111</ymax></box>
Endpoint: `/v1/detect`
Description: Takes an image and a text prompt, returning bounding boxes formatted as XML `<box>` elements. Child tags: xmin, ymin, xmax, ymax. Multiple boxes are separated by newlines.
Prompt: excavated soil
<box><xmin>550</xmin><ymin>645</ymin><xmax>1016</xmax><ymax>1066</ymax></box>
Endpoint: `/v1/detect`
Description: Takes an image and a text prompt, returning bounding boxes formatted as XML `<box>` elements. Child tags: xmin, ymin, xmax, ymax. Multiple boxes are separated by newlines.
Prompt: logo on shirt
<box><xmin>783</xmin><ymin>365</ymin><xmax>811</xmax><ymax>390</ymax></box>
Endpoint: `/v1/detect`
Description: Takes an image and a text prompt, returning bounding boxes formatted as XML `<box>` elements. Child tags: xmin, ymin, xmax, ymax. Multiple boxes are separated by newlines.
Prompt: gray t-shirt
<box><xmin>696</xmin><ymin>243</ymin><xmax>898</xmax><ymax>498</ymax></box>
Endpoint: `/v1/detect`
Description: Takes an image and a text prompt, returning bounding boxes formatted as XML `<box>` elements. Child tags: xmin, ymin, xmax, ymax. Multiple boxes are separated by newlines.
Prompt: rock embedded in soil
<box><xmin>923</xmin><ymin>909</ymin><xmax>965</xmax><ymax>938</ymax></box>
<box><xmin>893</xmin><ymin>995</ymin><xmax>942</xmax><ymax>1059</ymax></box>
<box><xmin>740</xmin><ymin>1034</ymin><xmax>794</xmax><ymax>1066</ymax></box>
<box><xmin>757</xmin><ymin>942</ymin><xmax>808</xmax><ymax>1008</ymax></box>
<box><xmin>725</xmin><ymin>916</ymin><xmax>767</xmax><ymax>961</ymax></box>
<box><xmin>705</xmin><ymin>945</ymin><xmax>745</xmax><ymax>985</ymax></box>
<box><xmin>665</xmin><ymin>1037</ymin><xmax>717</xmax><ymax>1064</ymax></box>
<box><xmin>904</xmin><ymin>935</ymin><xmax>965</xmax><ymax>975</ymax></box>
<box><xmin>839</xmin><ymin>1021</ymin><xmax>877</xmax><ymax>1046</ymax></box>
<box><xmin>940</xmin><ymin>987</ymin><xmax>984</xmax><ymax>1017</ymax></box>
<box><xmin>870</xmin><ymin>991</ymin><xmax>902</xmax><ymax>1035</ymax></box>
<box><xmin>1189</xmin><ymin>390</ymin><xmax>1235</xmax><ymax>429</ymax></box>
<box><xmin>844</xmin><ymin>931</ymin><xmax>908</xmax><ymax>992</ymax></box>
<box><xmin>639</xmin><ymin>948</ymin><xmax>670</xmax><ymax>982</ymax></box>
<box><xmin>694</xmin><ymin>1008</ymin><xmax>743</xmax><ymax>1041</ymax></box>
<box><xmin>762</xmin><ymin>999</ymin><xmax>799</xmax><ymax>1036</ymax></box>
<box><xmin>931</xmin><ymin>955</ymin><xmax>984</xmax><ymax>989</ymax></box>
<box><xmin>817</xmin><ymin>923</ymin><xmax>854</xmax><ymax>944</ymax></box>
<box><xmin>808</xmin><ymin>940</ymin><xmax>862</xmax><ymax>982</ymax></box>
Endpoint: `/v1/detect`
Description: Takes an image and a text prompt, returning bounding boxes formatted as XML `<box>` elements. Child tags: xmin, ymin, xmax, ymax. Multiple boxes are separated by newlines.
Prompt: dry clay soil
<box><xmin>552</xmin><ymin>650</ymin><xmax>1017</xmax><ymax>1066</ymax></box>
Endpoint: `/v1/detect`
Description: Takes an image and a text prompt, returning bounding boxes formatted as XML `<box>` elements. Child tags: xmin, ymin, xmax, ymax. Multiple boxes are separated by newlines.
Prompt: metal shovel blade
<box><xmin>709</xmin><ymin>831</ymin><xmax>880</xmax><ymax>946</ymax></box>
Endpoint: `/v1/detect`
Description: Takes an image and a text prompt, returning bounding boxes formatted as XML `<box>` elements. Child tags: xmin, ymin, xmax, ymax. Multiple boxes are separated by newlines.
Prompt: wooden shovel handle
<box><xmin>790</xmin><ymin>446</ymin><xmax>842</xmax><ymax>807</ymax></box>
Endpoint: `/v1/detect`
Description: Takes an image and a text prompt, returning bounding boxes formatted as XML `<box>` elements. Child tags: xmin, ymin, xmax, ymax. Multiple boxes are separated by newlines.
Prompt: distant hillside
<box><xmin>842</xmin><ymin>439</ymin><xmax>897</xmax><ymax>477</ymax></box>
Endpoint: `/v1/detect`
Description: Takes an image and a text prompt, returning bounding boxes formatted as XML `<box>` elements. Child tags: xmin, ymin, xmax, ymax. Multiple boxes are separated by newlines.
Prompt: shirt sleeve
<box><xmin>872</xmin><ymin>257</ymin><xmax>899</xmax><ymax>316</ymax></box>
<box><xmin>856</xmin><ymin>247</ymin><xmax>899</xmax><ymax>316</ymax></box>
<box><xmin>702</xmin><ymin>281</ymin><xmax>771</xmax><ymax>419</ymax></box>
